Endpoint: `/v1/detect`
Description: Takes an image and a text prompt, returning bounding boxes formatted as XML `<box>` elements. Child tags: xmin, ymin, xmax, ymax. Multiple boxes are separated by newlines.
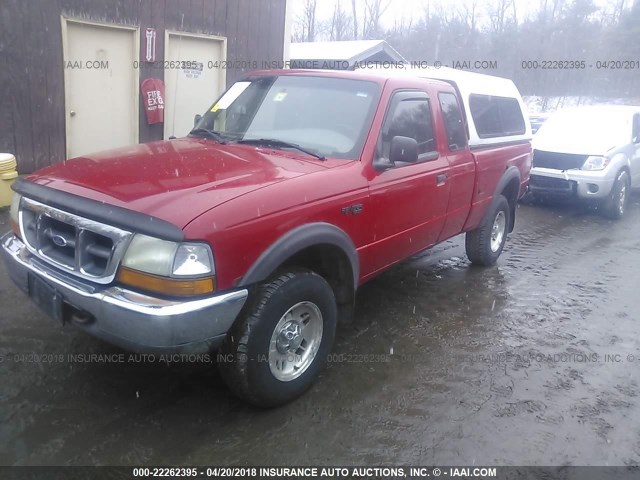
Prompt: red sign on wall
<box><xmin>141</xmin><ymin>78</ymin><xmax>165</xmax><ymax>124</ymax></box>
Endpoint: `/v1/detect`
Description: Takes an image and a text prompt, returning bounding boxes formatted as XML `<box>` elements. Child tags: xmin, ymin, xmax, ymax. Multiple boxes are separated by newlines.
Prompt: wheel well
<box><xmin>280</xmin><ymin>244</ymin><xmax>355</xmax><ymax>323</ymax></box>
<box><xmin>501</xmin><ymin>177</ymin><xmax>520</xmax><ymax>232</ymax></box>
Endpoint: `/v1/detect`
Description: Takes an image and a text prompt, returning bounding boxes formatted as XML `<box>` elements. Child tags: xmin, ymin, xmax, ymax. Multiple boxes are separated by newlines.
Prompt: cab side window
<box><xmin>438</xmin><ymin>92</ymin><xmax>468</xmax><ymax>151</ymax></box>
<box><xmin>377</xmin><ymin>92</ymin><xmax>437</xmax><ymax>165</ymax></box>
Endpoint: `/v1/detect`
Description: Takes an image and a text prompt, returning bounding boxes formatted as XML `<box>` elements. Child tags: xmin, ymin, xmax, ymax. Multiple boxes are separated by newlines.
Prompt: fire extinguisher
<box><xmin>141</xmin><ymin>78</ymin><xmax>165</xmax><ymax>125</ymax></box>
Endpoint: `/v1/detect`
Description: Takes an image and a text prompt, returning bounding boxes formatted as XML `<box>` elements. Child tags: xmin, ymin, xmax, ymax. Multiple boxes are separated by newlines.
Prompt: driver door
<box><xmin>362</xmin><ymin>90</ymin><xmax>451</xmax><ymax>275</ymax></box>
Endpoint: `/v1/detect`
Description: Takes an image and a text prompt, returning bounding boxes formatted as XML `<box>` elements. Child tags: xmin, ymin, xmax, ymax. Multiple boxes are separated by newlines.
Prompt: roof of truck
<box><xmin>249</xmin><ymin>67</ymin><xmax>519</xmax><ymax>95</ymax></box>
<box><xmin>246</xmin><ymin>68</ymin><xmax>452</xmax><ymax>88</ymax></box>
<box><xmin>358</xmin><ymin>65</ymin><xmax>522</xmax><ymax>97</ymax></box>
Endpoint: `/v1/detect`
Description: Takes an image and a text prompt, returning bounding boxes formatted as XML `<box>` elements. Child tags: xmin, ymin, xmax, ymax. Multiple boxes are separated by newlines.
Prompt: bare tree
<box><xmin>388</xmin><ymin>16</ymin><xmax>413</xmax><ymax>39</ymax></box>
<box><xmin>330</xmin><ymin>0</ymin><xmax>352</xmax><ymax>41</ymax></box>
<box><xmin>487</xmin><ymin>0</ymin><xmax>516</xmax><ymax>35</ymax></box>
<box><xmin>616</xmin><ymin>0</ymin><xmax>627</xmax><ymax>18</ymax></box>
<box><xmin>457</xmin><ymin>0</ymin><xmax>479</xmax><ymax>34</ymax></box>
<box><xmin>608</xmin><ymin>0</ymin><xmax>626</xmax><ymax>24</ymax></box>
<box><xmin>351</xmin><ymin>0</ymin><xmax>359</xmax><ymax>39</ymax></box>
<box><xmin>297</xmin><ymin>0</ymin><xmax>319</xmax><ymax>42</ymax></box>
<box><xmin>362</xmin><ymin>0</ymin><xmax>391</xmax><ymax>39</ymax></box>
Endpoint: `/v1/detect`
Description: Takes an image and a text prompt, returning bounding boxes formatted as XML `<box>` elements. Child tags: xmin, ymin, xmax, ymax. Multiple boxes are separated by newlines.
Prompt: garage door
<box><xmin>63</xmin><ymin>20</ymin><xmax>139</xmax><ymax>158</ymax></box>
<box><xmin>164</xmin><ymin>32</ymin><xmax>227</xmax><ymax>139</ymax></box>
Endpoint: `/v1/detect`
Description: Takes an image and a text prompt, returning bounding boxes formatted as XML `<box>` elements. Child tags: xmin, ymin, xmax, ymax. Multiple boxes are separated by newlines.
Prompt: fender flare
<box><xmin>239</xmin><ymin>222</ymin><xmax>359</xmax><ymax>289</ymax></box>
<box><xmin>488</xmin><ymin>166</ymin><xmax>521</xmax><ymax>232</ymax></box>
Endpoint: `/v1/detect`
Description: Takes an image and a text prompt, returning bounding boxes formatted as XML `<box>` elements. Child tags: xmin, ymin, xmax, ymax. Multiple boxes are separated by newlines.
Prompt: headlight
<box><xmin>118</xmin><ymin>234</ymin><xmax>215</xmax><ymax>297</ymax></box>
<box><xmin>121</xmin><ymin>234</ymin><xmax>178</xmax><ymax>276</ymax></box>
<box><xmin>10</xmin><ymin>193</ymin><xmax>21</xmax><ymax>237</ymax></box>
<box><xmin>582</xmin><ymin>156</ymin><xmax>610</xmax><ymax>171</ymax></box>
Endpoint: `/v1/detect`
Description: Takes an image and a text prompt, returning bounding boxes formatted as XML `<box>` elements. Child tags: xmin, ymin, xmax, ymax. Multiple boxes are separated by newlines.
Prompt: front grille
<box><xmin>533</xmin><ymin>150</ymin><xmax>587</xmax><ymax>170</ymax></box>
<box><xmin>19</xmin><ymin>197</ymin><xmax>132</xmax><ymax>284</ymax></box>
<box><xmin>530</xmin><ymin>175</ymin><xmax>574</xmax><ymax>192</ymax></box>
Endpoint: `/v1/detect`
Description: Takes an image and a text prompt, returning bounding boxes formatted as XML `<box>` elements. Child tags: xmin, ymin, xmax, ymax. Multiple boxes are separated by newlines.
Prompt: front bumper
<box><xmin>1</xmin><ymin>233</ymin><xmax>248</xmax><ymax>354</ymax></box>
<box><xmin>530</xmin><ymin>167</ymin><xmax>614</xmax><ymax>200</ymax></box>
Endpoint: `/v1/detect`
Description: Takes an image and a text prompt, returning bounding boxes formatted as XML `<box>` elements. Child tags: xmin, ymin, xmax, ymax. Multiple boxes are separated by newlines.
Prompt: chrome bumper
<box><xmin>1</xmin><ymin>233</ymin><xmax>248</xmax><ymax>354</ymax></box>
<box><xmin>530</xmin><ymin>167</ymin><xmax>615</xmax><ymax>199</ymax></box>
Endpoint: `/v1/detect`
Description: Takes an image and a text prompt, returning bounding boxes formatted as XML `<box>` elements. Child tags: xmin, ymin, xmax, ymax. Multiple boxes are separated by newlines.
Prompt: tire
<box><xmin>218</xmin><ymin>269</ymin><xmax>337</xmax><ymax>407</ymax></box>
<box><xmin>465</xmin><ymin>195</ymin><xmax>511</xmax><ymax>266</ymax></box>
<box><xmin>603</xmin><ymin>170</ymin><xmax>630</xmax><ymax>220</ymax></box>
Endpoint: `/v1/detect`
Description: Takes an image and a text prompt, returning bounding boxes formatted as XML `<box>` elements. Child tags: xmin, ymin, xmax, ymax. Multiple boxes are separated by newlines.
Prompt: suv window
<box><xmin>633</xmin><ymin>113</ymin><xmax>640</xmax><ymax>144</ymax></box>
<box><xmin>469</xmin><ymin>94</ymin><xmax>526</xmax><ymax>138</ymax></box>
<box><xmin>438</xmin><ymin>92</ymin><xmax>467</xmax><ymax>151</ymax></box>
<box><xmin>377</xmin><ymin>92</ymin><xmax>437</xmax><ymax>164</ymax></box>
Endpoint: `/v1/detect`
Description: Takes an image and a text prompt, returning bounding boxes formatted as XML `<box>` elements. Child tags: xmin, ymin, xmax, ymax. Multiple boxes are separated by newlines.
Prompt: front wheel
<box><xmin>218</xmin><ymin>270</ymin><xmax>337</xmax><ymax>407</ymax></box>
<box><xmin>603</xmin><ymin>170</ymin><xmax>630</xmax><ymax>220</ymax></box>
<box><xmin>465</xmin><ymin>195</ymin><xmax>511</xmax><ymax>266</ymax></box>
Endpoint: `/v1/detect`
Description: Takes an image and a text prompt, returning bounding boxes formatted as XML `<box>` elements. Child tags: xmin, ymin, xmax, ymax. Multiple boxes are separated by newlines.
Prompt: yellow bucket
<box><xmin>0</xmin><ymin>153</ymin><xmax>18</xmax><ymax>207</ymax></box>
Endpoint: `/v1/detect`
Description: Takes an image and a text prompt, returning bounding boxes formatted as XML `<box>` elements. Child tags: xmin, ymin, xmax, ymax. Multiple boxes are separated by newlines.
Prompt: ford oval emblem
<box><xmin>52</xmin><ymin>235</ymin><xmax>67</xmax><ymax>247</ymax></box>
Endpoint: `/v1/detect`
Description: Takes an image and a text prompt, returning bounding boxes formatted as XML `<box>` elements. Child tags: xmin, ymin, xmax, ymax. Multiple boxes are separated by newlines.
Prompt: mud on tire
<box><xmin>465</xmin><ymin>194</ymin><xmax>511</xmax><ymax>266</ymax></box>
<box><xmin>218</xmin><ymin>269</ymin><xmax>337</xmax><ymax>407</ymax></box>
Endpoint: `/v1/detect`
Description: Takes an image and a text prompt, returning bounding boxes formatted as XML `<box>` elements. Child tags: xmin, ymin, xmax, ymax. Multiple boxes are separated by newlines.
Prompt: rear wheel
<box><xmin>603</xmin><ymin>170</ymin><xmax>630</xmax><ymax>220</ymax></box>
<box><xmin>465</xmin><ymin>195</ymin><xmax>511</xmax><ymax>266</ymax></box>
<box><xmin>218</xmin><ymin>270</ymin><xmax>337</xmax><ymax>407</ymax></box>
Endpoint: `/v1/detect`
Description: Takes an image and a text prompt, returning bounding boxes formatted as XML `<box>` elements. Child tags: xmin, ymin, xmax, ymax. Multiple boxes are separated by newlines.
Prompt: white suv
<box><xmin>529</xmin><ymin>106</ymin><xmax>640</xmax><ymax>219</ymax></box>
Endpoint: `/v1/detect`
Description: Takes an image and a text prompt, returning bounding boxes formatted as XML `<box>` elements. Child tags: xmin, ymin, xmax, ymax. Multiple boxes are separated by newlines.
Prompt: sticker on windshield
<box><xmin>210</xmin><ymin>81</ymin><xmax>252</xmax><ymax>112</ymax></box>
<box><xmin>273</xmin><ymin>91</ymin><xmax>288</xmax><ymax>102</ymax></box>
<box><xmin>356</xmin><ymin>92</ymin><xmax>369</xmax><ymax>98</ymax></box>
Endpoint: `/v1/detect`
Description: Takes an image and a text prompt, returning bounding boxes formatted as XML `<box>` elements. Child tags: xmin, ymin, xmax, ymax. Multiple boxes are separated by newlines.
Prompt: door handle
<box><xmin>436</xmin><ymin>174</ymin><xmax>448</xmax><ymax>186</ymax></box>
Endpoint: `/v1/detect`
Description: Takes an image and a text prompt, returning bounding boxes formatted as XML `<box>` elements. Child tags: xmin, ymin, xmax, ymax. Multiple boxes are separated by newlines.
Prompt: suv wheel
<box><xmin>465</xmin><ymin>195</ymin><xmax>511</xmax><ymax>266</ymax></box>
<box><xmin>218</xmin><ymin>270</ymin><xmax>337</xmax><ymax>407</ymax></box>
<box><xmin>603</xmin><ymin>170</ymin><xmax>630</xmax><ymax>220</ymax></box>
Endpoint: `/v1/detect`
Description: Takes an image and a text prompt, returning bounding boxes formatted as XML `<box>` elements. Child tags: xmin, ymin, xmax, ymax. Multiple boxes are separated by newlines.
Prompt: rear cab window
<box><xmin>438</xmin><ymin>92</ymin><xmax>468</xmax><ymax>151</ymax></box>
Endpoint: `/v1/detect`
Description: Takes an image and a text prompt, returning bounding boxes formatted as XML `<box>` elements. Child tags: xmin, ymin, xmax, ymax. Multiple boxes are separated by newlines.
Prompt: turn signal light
<box><xmin>117</xmin><ymin>267</ymin><xmax>215</xmax><ymax>297</ymax></box>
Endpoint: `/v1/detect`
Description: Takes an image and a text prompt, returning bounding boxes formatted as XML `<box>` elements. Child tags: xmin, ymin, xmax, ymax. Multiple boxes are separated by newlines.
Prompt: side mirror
<box><xmin>390</xmin><ymin>136</ymin><xmax>419</xmax><ymax>164</ymax></box>
<box><xmin>194</xmin><ymin>114</ymin><xmax>202</xmax><ymax>128</ymax></box>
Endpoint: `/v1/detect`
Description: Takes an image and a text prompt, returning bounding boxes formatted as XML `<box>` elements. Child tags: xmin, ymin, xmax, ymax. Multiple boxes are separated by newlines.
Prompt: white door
<box><xmin>64</xmin><ymin>20</ymin><xmax>138</xmax><ymax>158</ymax></box>
<box><xmin>164</xmin><ymin>33</ymin><xmax>226</xmax><ymax>139</ymax></box>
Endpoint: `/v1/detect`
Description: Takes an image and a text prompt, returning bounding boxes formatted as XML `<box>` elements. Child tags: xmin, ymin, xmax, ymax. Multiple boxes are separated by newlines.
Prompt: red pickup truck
<box><xmin>3</xmin><ymin>69</ymin><xmax>531</xmax><ymax>406</ymax></box>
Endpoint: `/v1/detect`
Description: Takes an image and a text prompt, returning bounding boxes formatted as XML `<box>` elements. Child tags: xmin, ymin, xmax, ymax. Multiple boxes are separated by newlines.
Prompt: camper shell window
<box><xmin>469</xmin><ymin>94</ymin><xmax>526</xmax><ymax>138</ymax></box>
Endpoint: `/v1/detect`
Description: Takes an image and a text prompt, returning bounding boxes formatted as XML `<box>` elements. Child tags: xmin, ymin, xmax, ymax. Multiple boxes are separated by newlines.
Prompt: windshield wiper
<box><xmin>189</xmin><ymin>128</ymin><xmax>228</xmax><ymax>144</ymax></box>
<box><xmin>236</xmin><ymin>138</ymin><xmax>326</xmax><ymax>160</ymax></box>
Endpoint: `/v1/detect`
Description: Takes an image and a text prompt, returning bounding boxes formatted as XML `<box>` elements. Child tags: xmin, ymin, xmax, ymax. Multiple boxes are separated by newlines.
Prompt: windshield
<box><xmin>195</xmin><ymin>75</ymin><xmax>381</xmax><ymax>160</ymax></box>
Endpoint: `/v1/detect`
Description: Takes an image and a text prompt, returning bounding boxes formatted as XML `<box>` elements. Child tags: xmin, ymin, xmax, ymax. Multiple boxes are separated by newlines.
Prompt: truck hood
<box><xmin>533</xmin><ymin>110</ymin><xmax>630</xmax><ymax>156</ymax></box>
<box><xmin>532</xmin><ymin>134</ymin><xmax>619</xmax><ymax>156</ymax></box>
<box><xmin>26</xmin><ymin>138</ymin><xmax>330</xmax><ymax>229</ymax></box>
